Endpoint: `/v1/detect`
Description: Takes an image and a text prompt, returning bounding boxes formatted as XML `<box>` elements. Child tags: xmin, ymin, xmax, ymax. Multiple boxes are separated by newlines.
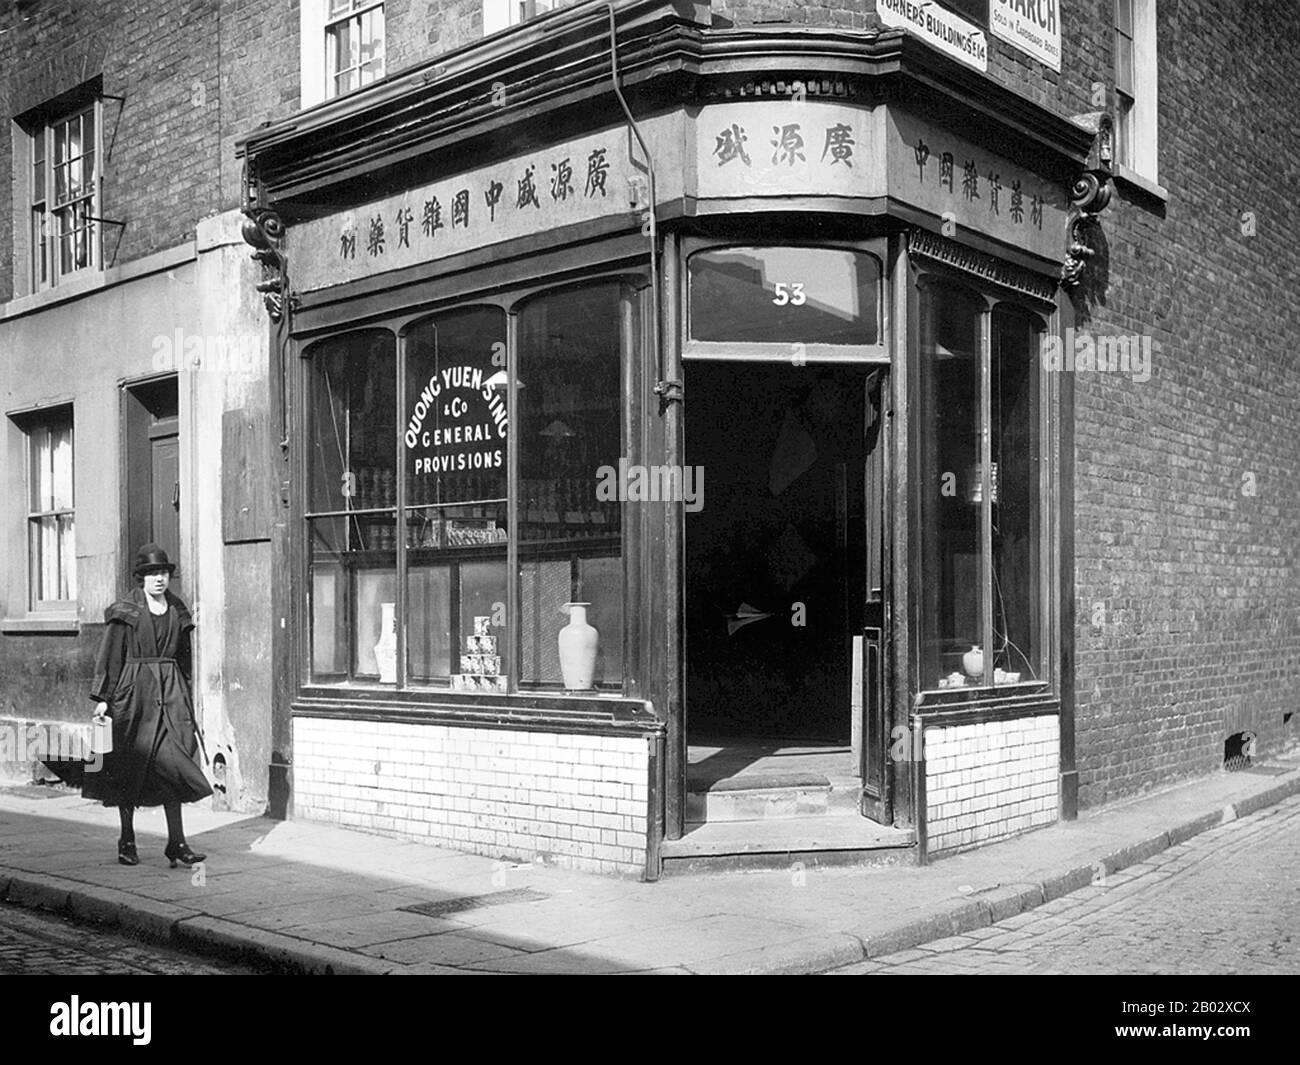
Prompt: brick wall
<box><xmin>926</xmin><ymin>714</ymin><xmax>1059</xmax><ymax>853</ymax></box>
<box><xmin>1069</xmin><ymin>0</ymin><xmax>1300</xmax><ymax>807</ymax></box>
<box><xmin>294</xmin><ymin>717</ymin><xmax>653</xmax><ymax>875</ymax></box>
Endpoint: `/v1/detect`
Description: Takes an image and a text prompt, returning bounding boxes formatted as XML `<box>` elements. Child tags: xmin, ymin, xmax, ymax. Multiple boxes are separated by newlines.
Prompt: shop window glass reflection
<box><xmin>689</xmin><ymin>247</ymin><xmax>879</xmax><ymax>346</ymax></box>
<box><xmin>517</xmin><ymin>282</ymin><xmax>627</xmax><ymax>688</ymax></box>
<box><xmin>992</xmin><ymin>307</ymin><xmax>1042</xmax><ymax>683</ymax></box>
<box><xmin>304</xmin><ymin>329</ymin><xmax>396</xmax><ymax>683</ymax></box>
<box><xmin>404</xmin><ymin>307</ymin><xmax>508</xmax><ymax>687</ymax></box>
<box><xmin>918</xmin><ymin>281</ymin><xmax>983</xmax><ymax>689</ymax></box>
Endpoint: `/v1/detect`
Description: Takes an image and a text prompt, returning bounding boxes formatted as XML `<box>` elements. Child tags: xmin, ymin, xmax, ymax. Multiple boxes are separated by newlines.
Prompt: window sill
<box><xmin>1113</xmin><ymin>164</ymin><xmax>1168</xmax><ymax>203</ymax></box>
<box><xmin>0</xmin><ymin>243</ymin><xmax>195</xmax><ymax>323</ymax></box>
<box><xmin>1</xmin><ymin>616</ymin><xmax>81</xmax><ymax>635</ymax></box>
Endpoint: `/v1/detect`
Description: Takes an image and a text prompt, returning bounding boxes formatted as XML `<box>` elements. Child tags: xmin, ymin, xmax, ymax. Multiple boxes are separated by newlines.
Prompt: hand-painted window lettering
<box><xmin>367</xmin><ymin>214</ymin><xmax>385</xmax><ymax>256</ymax></box>
<box><xmin>713</xmin><ymin>124</ymin><xmax>752</xmax><ymax>167</ymax></box>
<box><xmin>940</xmin><ymin>152</ymin><xmax>955</xmax><ymax>193</ymax></box>
<box><xmin>550</xmin><ymin>157</ymin><xmax>574</xmax><ymax>201</ymax></box>
<box><xmin>517</xmin><ymin>165</ymin><xmax>541</xmax><ymax>210</ymax></box>
<box><xmin>585</xmin><ymin>148</ymin><xmax>610</xmax><ymax>195</ymax></box>
<box><xmin>422</xmin><ymin>197</ymin><xmax>444</xmax><ymax>238</ymax></box>
<box><xmin>452</xmin><ymin>189</ymin><xmax>470</xmax><ymax>228</ymax></box>
<box><xmin>484</xmin><ymin>180</ymin><xmax>504</xmax><ymax>222</ymax></box>
<box><xmin>771</xmin><ymin>124</ymin><xmax>806</xmax><ymax>167</ymax></box>
<box><xmin>1009</xmin><ymin>180</ymin><xmax>1024</xmax><ymax>223</ymax></box>
<box><xmin>913</xmin><ymin>138</ymin><xmax>930</xmax><ymax>180</ymax></box>
<box><xmin>822</xmin><ymin>124</ymin><xmax>855</xmax><ymax>167</ymax></box>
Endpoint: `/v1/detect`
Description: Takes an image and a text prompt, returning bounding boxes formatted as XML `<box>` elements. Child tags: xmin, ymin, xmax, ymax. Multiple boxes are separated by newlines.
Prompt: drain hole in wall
<box><xmin>1223</xmin><ymin>731</ymin><xmax>1256</xmax><ymax>772</ymax></box>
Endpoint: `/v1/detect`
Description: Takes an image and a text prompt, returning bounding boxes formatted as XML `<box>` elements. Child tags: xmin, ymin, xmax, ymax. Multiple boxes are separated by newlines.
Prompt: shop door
<box><xmin>684</xmin><ymin>362</ymin><xmax>891</xmax><ymax>818</ymax></box>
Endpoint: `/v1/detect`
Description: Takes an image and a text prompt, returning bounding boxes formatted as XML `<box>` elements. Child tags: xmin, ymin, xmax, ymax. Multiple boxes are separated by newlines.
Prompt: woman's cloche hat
<box><xmin>132</xmin><ymin>543</ymin><xmax>176</xmax><ymax>577</ymax></box>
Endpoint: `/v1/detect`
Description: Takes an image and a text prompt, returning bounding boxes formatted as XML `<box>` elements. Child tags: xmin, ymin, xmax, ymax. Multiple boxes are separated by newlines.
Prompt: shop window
<box><xmin>303</xmin><ymin>282</ymin><xmax>629</xmax><ymax>693</ymax></box>
<box><xmin>404</xmin><ymin>307</ymin><xmax>508</xmax><ymax>685</ymax></box>
<box><xmin>305</xmin><ymin>329</ymin><xmax>397</xmax><ymax>682</ymax></box>
<box><xmin>687</xmin><ymin>246</ymin><xmax>882</xmax><ymax>358</ymax></box>
<box><xmin>26</xmin><ymin>100</ymin><xmax>102</xmax><ymax>290</ymax></box>
<box><xmin>917</xmin><ymin>278</ymin><xmax>1046</xmax><ymax>693</ymax></box>
<box><xmin>516</xmin><ymin>282</ymin><xmax>626</xmax><ymax>689</ymax></box>
<box><xmin>482</xmin><ymin>0</ymin><xmax>581</xmax><ymax>37</ymax></box>
<box><xmin>1114</xmin><ymin>0</ymin><xmax>1158</xmax><ymax>182</ymax></box>
<box><xmin>20</xmin><ymin>407</ymin><xmax>76</xmax><ymax>609</ymax></box>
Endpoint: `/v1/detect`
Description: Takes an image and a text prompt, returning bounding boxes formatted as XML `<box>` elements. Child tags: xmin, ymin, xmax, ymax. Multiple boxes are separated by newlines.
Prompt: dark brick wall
<box><xmin>1070</xmin><ymin>0</ymin><xmax>1300</xmax><ymax>806</ymax></box>
<box><xmin>0</xmin><ymin>0</ymin><xmax>222</xmax><ymax>300</ymax></box>
<box><xmin>388</xmin><ymin>0</ymin><xmax>482</xmax><ymax>69</ymax></box>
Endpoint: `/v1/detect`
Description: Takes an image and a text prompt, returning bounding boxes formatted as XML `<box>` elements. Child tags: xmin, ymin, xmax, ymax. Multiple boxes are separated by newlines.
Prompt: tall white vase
<box><xmin>962</xmin><ymin>644</ymin><xmax>984</xmax><ymax>680</ymax></box>
<box><xmin>375</xmin><ymin>601</ymin><xmax>397</xmax><ymax>683</ymax></box>
<box><xmin>558</xmin><ymin>602</ymin><xmax>598</xmax><ymax>690</ymax></box>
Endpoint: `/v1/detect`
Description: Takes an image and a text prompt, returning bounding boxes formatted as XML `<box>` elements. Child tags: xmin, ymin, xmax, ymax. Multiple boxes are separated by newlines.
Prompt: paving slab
<box><xmin>0</xmin><ymin>752</ymin><xmax>1297</xmax><ymax>974</ymax></box>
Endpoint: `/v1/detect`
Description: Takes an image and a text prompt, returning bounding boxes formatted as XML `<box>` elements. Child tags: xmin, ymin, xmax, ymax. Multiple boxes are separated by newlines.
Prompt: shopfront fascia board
<box><xmin>288</xmin><ymin>99</ymin><xmax>1064</xmax><ymax>295</ymax></box>
<box><xmin>238</xmin><ymin>17</ymin><xmax>1094</xmax><ymax>222</ymax></box>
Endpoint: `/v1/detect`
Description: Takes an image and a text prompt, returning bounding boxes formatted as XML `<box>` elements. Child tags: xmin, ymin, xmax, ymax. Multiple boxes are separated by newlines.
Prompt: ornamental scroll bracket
<box><xmin>1061</xmin><ymin>111</ymin><xmax>1114</xmax><ymax>290</ymax></box>
<box><xmin>240</xmin><ymin>205</ymin><xmax>294</xmax><ymax>321</ymax></box>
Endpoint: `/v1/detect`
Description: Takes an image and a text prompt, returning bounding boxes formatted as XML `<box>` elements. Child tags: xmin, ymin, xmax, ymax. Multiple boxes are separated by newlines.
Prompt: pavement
<box><xmin>1</xmin><ymin>754</ymin><xmax>1298</xmax><ymax>975</ymax></box>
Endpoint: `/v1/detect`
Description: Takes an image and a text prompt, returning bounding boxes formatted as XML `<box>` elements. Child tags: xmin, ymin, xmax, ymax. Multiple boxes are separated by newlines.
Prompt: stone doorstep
<box><xmin>685</xmin><ymin>772</ymin><xmax>862</xmax><ymax>823</ymax></box>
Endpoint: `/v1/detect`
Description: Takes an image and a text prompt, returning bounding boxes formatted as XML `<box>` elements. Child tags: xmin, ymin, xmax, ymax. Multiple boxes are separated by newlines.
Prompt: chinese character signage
<box><xmin>695</xmin><ymin>103</ymin><xmax>885</xmax><ymax>200</ymax></box>
<box><xmin>876</xmin><ymin>0</ymin><xmax>989</xmax><ymax>73</ymax></box>
<box><xmin>990</xmin><ymin>0</ymin><xmax>1062</xmax><ymax>72</ymax></box>
<box><xmin>887</xmin><ymin>109</ymin><xmax>1064</xmax><ymax>262</ymax></box>
<box><xmin>293</xmin><ymin>125</ymin><xmax>644</xmax><ymax>291</ymax></box>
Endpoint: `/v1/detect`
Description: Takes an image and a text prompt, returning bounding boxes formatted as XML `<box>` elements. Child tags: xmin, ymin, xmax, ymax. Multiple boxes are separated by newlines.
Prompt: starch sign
<box><xmin>990</xmin><ymin>0</ymin><xmax>1062</xmax><ymax>72</ymax></box>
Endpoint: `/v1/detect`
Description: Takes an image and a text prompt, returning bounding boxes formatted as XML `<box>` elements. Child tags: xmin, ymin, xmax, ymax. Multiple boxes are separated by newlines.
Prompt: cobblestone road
<box><xmin>831</xmin><ymin>793</ymin><xmax>1300</xmax><ymax>975</ymax></box>
<box><xmin>0</xmin><ymin>903</ymin><xmax>259</xmax><ymax>975</ymax></box>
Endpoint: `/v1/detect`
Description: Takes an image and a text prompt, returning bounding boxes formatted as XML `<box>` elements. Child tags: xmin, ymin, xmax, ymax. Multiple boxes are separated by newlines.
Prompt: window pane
<box><xmin>54</xmin><ymin>162</ymin><xmax>68</xmax><ymax>204</ymax></box>
<box><xmin>690</xmin><ymin>247</ymin><xmax>880</xmax><ymax>345</ymax></box>
<box><xmin>329</xmin><ymin>0</ymin><xmax>352</xmax><ymax>16</ymax></box>
<box><xmin>1115</xmin><ymin>35</ymin><xmax>1134</xmax><ymax>96</ymax></box>
<box><xmin>83</xmin><ymin>149</ymin><xmax>95</xmax><ymax>191</ymax></box>
<box><xmin>355</xmin><ymin>565</ymin><xmax>397</xmax><ymax>678</ymax></box>
<box><xmin>60</xmin><ymin>513</ymin><xmax>76</xmax><ymax>600</ymax></box>
<box><xmin>1115</xmin><ymin>0</ymin><xmax>1133</xmax><ymax>36</ymax></box>
<box><xmin>992</xmin><ymin>309</ymin><xmax>1041</xmax><ymax>684</ymax></box>
<box><xmin>405</xmin><ymin>307</ymin><xmax>507</xmax><ymax>508</ymax></box>
<box><xmin>82</xmin><ymin>109</ymin><xmax>94</xmax><ymax>156</ymax></box>
<box><xmin>306</xmin><ymin>330</ymin><xmax>396</xmax><ymax>514</ymax></box>
<box><xmin>54</xmin><ymin>121</ymin><xmax>66</xmax><ymax>164</ymax></box>
<box><xmin>29</xmin><ymin>428</ymin><xmax>46</xmax><ymax>512</ymax></box>
<box><xmin>51</xmin><ymin>421</ymin><xmax>73</xmax><ymax>509</ymax></box>
<box><xmin>308</xmin><ymin>517</ymin><xmax>349</xmax><ymax>679</ymax></box>
<box><xmin>517</xmin><ymin>282</ymin><xmax>626</xmax><ymax>689</ymax></box>
<box><xmin>918</xmin><ymin>281</ymin><xmax>984</xmax><ymax>689</ymax></box>
<box><xmin>404</xmin><ymin>501</ymin><xmax>507</xmax><ymax>687</ymax></box>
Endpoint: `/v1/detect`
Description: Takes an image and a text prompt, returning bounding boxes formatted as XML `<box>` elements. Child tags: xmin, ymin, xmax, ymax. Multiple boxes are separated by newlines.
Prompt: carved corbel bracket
<box><xmin>240</xmin><ymin>206</ymin><xmax>293</xmax><ymax>321</ymax></box>
<box><xmin>1061</xmin><ymin>113</ymin><xmax>1114</xmax><ymax>290</ymax></box>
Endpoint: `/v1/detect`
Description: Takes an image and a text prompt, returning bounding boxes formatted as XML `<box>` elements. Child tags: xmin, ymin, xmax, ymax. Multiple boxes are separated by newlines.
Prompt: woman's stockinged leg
<box><xmin>163</xmin><ymin>801</ymin><xmax>185</xmax><ymax>846</ymax></box>
<box><xmin>119</xmin><ymin>805</ymin><xmax>135</xmax><ymax>845</ymax></box>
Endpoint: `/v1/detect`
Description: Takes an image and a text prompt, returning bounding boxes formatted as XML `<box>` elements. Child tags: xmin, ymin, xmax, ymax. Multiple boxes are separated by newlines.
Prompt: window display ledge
<box><xmin>292</xmin><ymin>689</ymin><xmax>663</xmax><ymax>737</ymax></box>
<box><xmin>911</xmin><ymin>691</ymin><xmax>1058</xmax><ymax>728</ymax></box>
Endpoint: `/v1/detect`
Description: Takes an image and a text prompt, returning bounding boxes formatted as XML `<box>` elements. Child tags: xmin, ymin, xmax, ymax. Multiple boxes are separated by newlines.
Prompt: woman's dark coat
<box><xmin>82</xmin><ymin>587</ymin><xmax>212</xmax><ymax>808</ymax></box>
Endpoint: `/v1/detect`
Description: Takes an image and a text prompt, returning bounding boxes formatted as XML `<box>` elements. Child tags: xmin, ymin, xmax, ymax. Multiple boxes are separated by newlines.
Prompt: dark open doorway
<box><xmin>684</xmin><ymin>362</ymin><xmax>873</xmax><ymax>745</ymax></box>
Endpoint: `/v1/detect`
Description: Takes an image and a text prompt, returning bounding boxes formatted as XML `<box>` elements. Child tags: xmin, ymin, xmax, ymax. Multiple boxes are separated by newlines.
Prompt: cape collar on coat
<box><xmin>105</xmin><ymin>587</ymin><xmax>194</xmax><ymax>633</ymax></box>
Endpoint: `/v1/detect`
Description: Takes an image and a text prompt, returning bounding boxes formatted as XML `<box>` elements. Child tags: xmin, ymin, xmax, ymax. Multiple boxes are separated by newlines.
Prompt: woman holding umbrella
<box><xmin>85</xmin><ymin>544</ymin><xmax>212</xmax><ymax>867</ymax></box>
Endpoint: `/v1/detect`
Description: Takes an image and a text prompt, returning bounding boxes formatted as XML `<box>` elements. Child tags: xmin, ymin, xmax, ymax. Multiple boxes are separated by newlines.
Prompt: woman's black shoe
<box><xmin>164</xmin><ymin>841</ymin><xmax>205</xmax><ymax>868</ymax></box>
<box><xmin>117</xmin><ymin>839</ymin><xmax>139</xmax><ymax>866</ymax></box>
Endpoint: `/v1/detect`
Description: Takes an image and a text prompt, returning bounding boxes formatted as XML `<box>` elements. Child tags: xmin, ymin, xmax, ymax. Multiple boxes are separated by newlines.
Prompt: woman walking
<box><xmin>85</xmin><ymin>544</ymin><xmax>212</xmax><ymax>867</ymax></box>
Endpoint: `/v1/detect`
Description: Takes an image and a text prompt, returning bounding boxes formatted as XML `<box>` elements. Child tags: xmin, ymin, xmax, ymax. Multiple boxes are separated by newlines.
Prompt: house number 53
<box><xmin>772</xmin><ymin>282</ymin><xmax>806</xmax><ymax>306</ymax></box>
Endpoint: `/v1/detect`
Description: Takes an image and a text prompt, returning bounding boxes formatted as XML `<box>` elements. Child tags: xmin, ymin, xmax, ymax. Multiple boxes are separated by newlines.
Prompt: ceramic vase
<box><xmin>962</xmin><ymin>644</ymin><xmax>984</xmax><ymax>680</ymax></box>
<box><xmin>558</xmin><ymin>602</ymin><xmax>598</xmax><ymax>690</ymax></box>
<box><xmin>375</xmin><ymin>601</ymin><xmax>397</xmax><ymax>683</ymax></box>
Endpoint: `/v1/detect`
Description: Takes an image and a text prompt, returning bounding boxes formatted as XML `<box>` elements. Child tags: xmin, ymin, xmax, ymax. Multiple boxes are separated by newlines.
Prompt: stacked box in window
<box><xmin>459</xmin><ymin>654</ymin><xmax>501</xmax><ymax>676</ymax></box>
<box><xmin>466</xmin><ymin>634</ymin><xmax>497</xmax><ymax>654</ymax></box>
<box><xmin>450</xmin><ymin>673</ymin><xmax>507</xmax><ymax>692</ymax></box>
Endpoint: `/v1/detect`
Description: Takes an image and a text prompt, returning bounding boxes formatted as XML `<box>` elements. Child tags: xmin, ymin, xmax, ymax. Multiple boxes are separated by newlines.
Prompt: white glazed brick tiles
<box><xmin>924</xmin><ymin>715</ymin><xmax>1059</xmax><ymax>854</ymax></box>
<box><xmin>293</xmin><ymin>718</ymin><xmax>651</xmax><ymax>876</ymax></box>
